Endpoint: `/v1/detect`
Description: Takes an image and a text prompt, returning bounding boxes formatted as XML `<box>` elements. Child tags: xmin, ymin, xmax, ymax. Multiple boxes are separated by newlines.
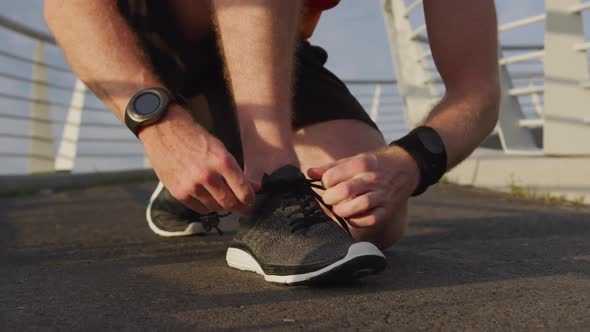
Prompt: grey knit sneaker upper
<box><xmin>230</xmin><ymin>165</ymin><xmax>354</xmax><ymax>274</ymax></box>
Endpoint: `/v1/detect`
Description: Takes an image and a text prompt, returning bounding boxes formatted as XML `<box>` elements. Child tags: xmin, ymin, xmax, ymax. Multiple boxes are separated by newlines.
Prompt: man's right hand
<box><xmin>139</xmin><ymin>104</ymin><xmax>255</xmax><ymax>216</ymax></box>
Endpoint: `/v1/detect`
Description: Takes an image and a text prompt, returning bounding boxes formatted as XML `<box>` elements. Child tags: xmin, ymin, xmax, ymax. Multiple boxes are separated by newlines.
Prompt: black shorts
<box><xmin>122</xmin><ymin>5</ymin><xmax>379</xmax><ymax>165</ymax></box>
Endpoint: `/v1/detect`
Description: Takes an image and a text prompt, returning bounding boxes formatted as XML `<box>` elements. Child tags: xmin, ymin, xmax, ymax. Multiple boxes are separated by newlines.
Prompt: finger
<box><xmin>307</xmin><ymin>157</ymin><xmax>353</xmax><ymax>180</ymax></box>
<box><xmin>322</xmin><ymin>155</ymin><xmax>375</xmax><ymax>188</ymax></box>
<box><xmin>219</xmin><ymin>156</ymin><xmax>256</xmax><ymax>206</ymax></box>
<box><xmin>307</xmin><ymin>161</ymin><xmax>340</xmax><ymax>179</ymax></box>
<box><xmin>192</xmin><ymin>184</ymin><xmax>225</xmax><ymax>212</ymax></box>
<box><xmin>202</xmin><ymin>173</ymin><xmax>247</xmax><ymax>214</ymax></box>
<box><xmin>181</xmin><ymin>196</ymin><xmax>211</xmax><ymax>215</ymax></box>
<box><xmin>332</xmin><ymin>191</ymin><xmax>384</xmax><ymax>219</ymax></box>
<box><xmin>306</xmin><ymin>168</ymin><xmax>323</xmax><ymax>180</ymax></box>
<box><xmin>348</xmin><ymin>207</ymin><xmax>388</xmax><ymax>228</ymax></box>
<box><xmin>323</xmin><ymin>173</ymin><xmax>378</xmax><ymax>205</ymax></box>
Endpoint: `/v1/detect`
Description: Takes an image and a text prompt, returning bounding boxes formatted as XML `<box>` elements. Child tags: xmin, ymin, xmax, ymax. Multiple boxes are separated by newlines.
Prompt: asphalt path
<box><xmin>2</xmin><ymin>182</ymin><xmax>590</xmax><ymax>331</ymax></box>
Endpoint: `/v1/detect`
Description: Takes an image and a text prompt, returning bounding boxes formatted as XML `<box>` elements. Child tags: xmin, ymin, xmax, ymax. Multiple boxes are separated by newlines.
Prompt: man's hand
<box><xmin>140</xmin><ymin>105</ymin><xmax>255</xmax><ymax>216</ymax></box>
<box><xmin>307</xmin><ymin>147</ymin><xmax>420</xmax><ymax>228</ymax></box>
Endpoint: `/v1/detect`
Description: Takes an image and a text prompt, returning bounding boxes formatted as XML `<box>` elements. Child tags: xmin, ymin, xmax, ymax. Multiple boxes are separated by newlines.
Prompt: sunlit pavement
<box><xmin>2</xmin><ymin>182</ymin><xmax>590</xmax><ymax>330</ymax></box>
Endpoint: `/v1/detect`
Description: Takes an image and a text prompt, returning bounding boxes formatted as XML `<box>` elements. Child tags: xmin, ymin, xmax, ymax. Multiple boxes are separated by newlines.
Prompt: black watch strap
<box><xmin>124</xmin><ymin>112</ymin><xmax>142</xmax><ymax>138</ymax></box>
<box><xmin>390</xmin><ymin>126</ymin><xmax>447</xmax><ymax>196</ymax></box>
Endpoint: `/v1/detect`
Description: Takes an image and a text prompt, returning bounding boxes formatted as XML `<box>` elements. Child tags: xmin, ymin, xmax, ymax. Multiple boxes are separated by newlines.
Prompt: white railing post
<box><xmin>55</xmin><ymin>79</ymin><xmax>87</xmax><ymax>172</ymax></box>
<box><xmin>529</xmin><ymin>80</ymin><xmax>544</xmax><ymax>117</ymax></box>
<box><xmin>381</xmin><ymin>0</ymin><xmax>440</xmax><ymax>129</ymax></box>
<box><xmin>496</xmin><ymin>48</ymin><xmax>539</xmax><ymax>152</ymax></box>
<box><xmin>543</xmin><ymin>0</ymin><xmax>590</xmax><ymax>155</ymax></box>
<box><xmin>369</xmin><ymin>84</ymin><xmax>382</xmax><ymax>122</ymax></box>
<box><xmin>29</xmin><ymin>41</ymin><xmax>55</xmax><ymax>174</ymax></box>
<box><xmin>143</xmin><ymin>154</ymin><xmax>152</xmax><ymax>169</ymax></box>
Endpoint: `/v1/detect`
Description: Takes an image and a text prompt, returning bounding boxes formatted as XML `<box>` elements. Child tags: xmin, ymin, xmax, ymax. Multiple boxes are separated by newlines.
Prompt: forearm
<box><xmin>425</xmin><ymin>88</ymin><xmax>499</xmax><ymax>169</ymax></box>
<box><xmin>420</xmin><ymin>0</ymin><xmax>500</xmax><ymax>169</ymax></box>
<box><xmin>44</xmin><ymin>0</ymin><xmax>164</xmax><ymax>122</ymax></box>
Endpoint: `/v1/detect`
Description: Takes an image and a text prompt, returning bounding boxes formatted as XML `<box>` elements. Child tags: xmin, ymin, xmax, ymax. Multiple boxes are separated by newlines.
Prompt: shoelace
<box><xmin>261</xmin><ymin>178</ymin><xmax>351</xmax><ymax>235</ymax></box>
<box><xmin>161</xmin><ymin>186</ymin><xmax>227</xmax><ymax>235</ymax></box>
<box><xmin>197</xmin><ymin>212</ymin><xmax>228</xmax><ymax>236</ymax></box>
<box><xmin>198</xmin><ymin>178</ymin><xmax>350</xmax><ymax>236</ymax></box>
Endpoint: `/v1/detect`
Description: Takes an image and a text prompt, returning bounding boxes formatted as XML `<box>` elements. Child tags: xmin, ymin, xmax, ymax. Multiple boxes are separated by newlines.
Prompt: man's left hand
<box><xmin>307</xmin><ymin>146</ymin><xmax>420</xmax><ymax>228</ymax></box>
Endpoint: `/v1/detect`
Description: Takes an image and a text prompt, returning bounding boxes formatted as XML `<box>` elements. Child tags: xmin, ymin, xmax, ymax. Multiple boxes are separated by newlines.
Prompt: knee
<box><xmin>350</xmin><ymin>203</ymin><xmax>408</xmax><ymax>250</ymax></box>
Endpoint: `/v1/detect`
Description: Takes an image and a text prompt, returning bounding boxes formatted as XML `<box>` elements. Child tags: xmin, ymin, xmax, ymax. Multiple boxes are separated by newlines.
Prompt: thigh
<box><xmin>293</xmin><ymin>120</ymin><xmax>408</xmax><ymax>249</ymax></box>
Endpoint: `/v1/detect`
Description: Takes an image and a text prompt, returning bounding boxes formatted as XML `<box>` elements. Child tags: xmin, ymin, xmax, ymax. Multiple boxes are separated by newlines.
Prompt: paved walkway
<box><xmin>2</xmin><ymin>182</ymin><xmax>590</xmax><ymax>331</ymax></box>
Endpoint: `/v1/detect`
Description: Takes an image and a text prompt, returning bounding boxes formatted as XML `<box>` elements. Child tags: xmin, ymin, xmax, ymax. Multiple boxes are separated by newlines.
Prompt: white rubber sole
<box><xmin>146</xmin><ymin>182</ymin><xmax>207</xmax><ymax>237</ymax></box>
<box><xmin>226</xmin><ymin>242</ymin><xmax>386</xmax><ymax>284</ymax></box>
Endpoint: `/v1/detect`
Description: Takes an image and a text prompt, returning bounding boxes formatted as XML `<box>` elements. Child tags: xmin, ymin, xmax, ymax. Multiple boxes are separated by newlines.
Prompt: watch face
<box><xmin>418</xmin><ymin>129</ymin><xmax>444</xmax><ymax>154</ymax></box>
<box><xmin>127</xmin><ymin>88</ymin><xmax>170</xmax><ymax>125</ymax></box>
<box><xmin>133</xmin><ymin>92</ymin><xmax>161</xmax><ymax>116</ymax></box>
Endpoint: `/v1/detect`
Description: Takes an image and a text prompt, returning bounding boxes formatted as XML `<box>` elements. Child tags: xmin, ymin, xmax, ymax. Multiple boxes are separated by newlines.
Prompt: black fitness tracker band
<box><xmin>390</xmin><ymin>126</ymin><xmax>447</xmax><ymax>196</ymax></box>
<box><xmin>125</xmin><ymin>88</ymin><xmax>172</xmax><ymax>138</ymax></box>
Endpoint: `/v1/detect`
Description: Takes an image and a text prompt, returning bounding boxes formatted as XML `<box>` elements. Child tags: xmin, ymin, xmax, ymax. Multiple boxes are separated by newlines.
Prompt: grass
<box><xmin>508</xmin><ymin>177</ymin><xmax>586</xmax><ymax>207</ymax></box>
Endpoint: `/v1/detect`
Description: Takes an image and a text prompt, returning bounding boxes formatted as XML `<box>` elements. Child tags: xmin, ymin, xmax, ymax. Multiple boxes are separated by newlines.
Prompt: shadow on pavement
<box><xmin>1</xmin><ymin>182</ymin><xmax>590</xmax><ymax>330</ymax></box>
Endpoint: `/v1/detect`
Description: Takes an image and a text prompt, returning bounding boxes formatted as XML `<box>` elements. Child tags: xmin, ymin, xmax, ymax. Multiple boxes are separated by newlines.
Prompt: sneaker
<box><xmin>225</xmin><ymin>165</ymin><xmax>386</xmax><ymax>285</ymax></box>
<box><xmin>146</xmin><ymin>182</ymin><xmax>224</xmax><ymax>237</ymax></box>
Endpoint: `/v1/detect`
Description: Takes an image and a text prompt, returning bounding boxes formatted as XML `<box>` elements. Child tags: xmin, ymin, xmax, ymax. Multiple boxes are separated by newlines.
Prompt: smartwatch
<box><xmin>125</xmin><ymin>88</ymin><xmax>172</xmax><ymax>138</ymax></box>
<box><xmin>390</xmin><ymin>126</ymin><xmax>447</xmax><ymax>196</ymax></box>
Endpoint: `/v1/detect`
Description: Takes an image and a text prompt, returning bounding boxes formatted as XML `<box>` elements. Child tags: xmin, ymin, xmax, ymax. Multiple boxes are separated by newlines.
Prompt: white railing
<box><xmin>383</xmin><ymin>0</ymin><xmax>590</xmax><ymax>155</ymax></box>
<box><xmin>2</xmin><ymin>1</ymin><xmax>590</xmax><ymax>175</ymax></box>
<box><xmin>0</xmin><ymin>16</ymin><xmax>406</xmax><ymax>175</ymax></box>
<box><xmin>0</xmin><ymin>14</ymin><xmax>143</xmax><ymax>175</ymax></box>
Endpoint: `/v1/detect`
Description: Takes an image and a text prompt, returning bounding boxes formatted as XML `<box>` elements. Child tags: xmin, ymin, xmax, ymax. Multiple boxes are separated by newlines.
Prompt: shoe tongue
<box><xmin>261</xmin><ymin>165</ymin><xmax>305</xmax><ymax>187</ymax></box>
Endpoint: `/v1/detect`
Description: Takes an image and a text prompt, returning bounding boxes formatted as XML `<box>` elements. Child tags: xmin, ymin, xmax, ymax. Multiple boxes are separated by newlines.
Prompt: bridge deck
<box><xmin>2</xmin><ymin>182</ymin><xmax>590</xmax><ymax>330</ymax></box>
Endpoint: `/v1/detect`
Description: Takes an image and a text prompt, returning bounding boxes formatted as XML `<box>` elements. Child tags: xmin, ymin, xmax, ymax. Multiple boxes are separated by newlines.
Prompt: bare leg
<box><xmin>212</xmin><ymin>0</ymin><xmax>303</xmax><ymax>183</ymax></box>
<box><xmin>294</xmin><ymin>120</ymin><xmax>408</xmax><ymax>249</ymax></box>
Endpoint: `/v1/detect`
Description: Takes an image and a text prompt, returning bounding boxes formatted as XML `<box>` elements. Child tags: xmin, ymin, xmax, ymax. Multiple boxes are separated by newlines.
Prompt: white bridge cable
<box><xmin>0</xmin><ymin>112</ymin><xmax>122</xmax><ymax>128</ymax></box>
<box><xmin>0</xmin><ymin>49</ymin><xmax>73</xmax><ymax>74</ymax></box>
<box><xmin>0</xmin><ymin>71</ymin><xmax>87</xmax><ymax>94</ymax></box>
<box><xmin>76</xmin><ymin>153</ymin><xmax>146</xmax><ymax>159</ymax></box>
<box><xmin>0</xmin><ymin>153</ymin><xmax>52</xmax><ymax>160</ymax></box>
<box><xmin>519</xmin><ymin>118</ymin><xmax>544</xmax><ymax>128</ymax></box>
<box><xmin>499</xmin><ymin>51</ymin><xmax>545</xmax><ymax>65</ymax></box>
<box><xmin>0</xmin><ymin>132</ymin><xmax>136</xmax><ymax>144</ymax></box>
<box><xmin>0</xmin><ymin>133</ymin><xmax>55</xmax><ymax>142</ymax></box>
<box><xmin>569</xmin><ymin>2</ymin><xmax>590</xmax><ymax>14</ymax></box>
<box><xmin>410</xmin><ymin>24</ymin><xmax>427</xmax><ymax>40</ymax></box>
<box><xmin>498</xmin><ymin>14</ymin><xmax>547</xmax><ymax>32</ymax></box>
<box><xmin>0</xmin><ymin>92</ymin><xmax>108</xmax><ymax>113</ymax></box>
<box><xmin>0</xmin><ymin>14</ymin><xmax>56</xmax><ymax>45</ymax></box>
<box><xmin>509</xmin><ymin>85</ymin><xmax>544</xmax><ymax>96</ymax></box>
<box><xmin>77</xmin><ymin>137</ymin><xmax>136</xmax><ymax>143</ymax></box>
<box><xmin>403</xmin><ymin>0</ymin><xmax>423</xmax><ymax>17</ymax></box>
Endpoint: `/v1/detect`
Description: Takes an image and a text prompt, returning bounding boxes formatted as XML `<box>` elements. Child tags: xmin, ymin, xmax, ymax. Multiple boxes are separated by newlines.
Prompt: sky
<box><xmin>0</xmin><ymin>0</ymin><xmax>588</xmax><ymax>174</ymax></box>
